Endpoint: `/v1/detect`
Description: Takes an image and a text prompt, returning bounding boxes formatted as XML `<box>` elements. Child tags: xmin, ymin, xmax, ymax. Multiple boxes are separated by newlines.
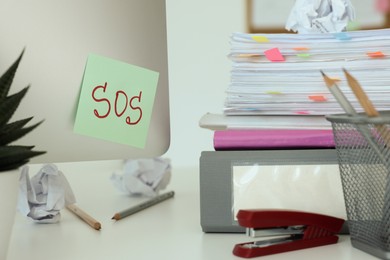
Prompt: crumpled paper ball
<box><xmin>285</xmin><ymin>0</ymin><xmax>355</xmax><ymax>33</ymax></box>
<box><xmin>18</xmin><ymin>164</ymin><xmax>76</xmax><ymax>223</ymax></box>
<box><xmin>111</xmin><ymin>157</ymin><xmax>171</xmax><ymax>197</ymax></box>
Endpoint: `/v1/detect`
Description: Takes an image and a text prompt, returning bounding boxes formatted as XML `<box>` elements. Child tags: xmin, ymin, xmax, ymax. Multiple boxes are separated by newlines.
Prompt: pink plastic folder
<box><xmin>213</xmin><ymin>129</ymin><xmax>335</xmax><ymax>150</ymax></box>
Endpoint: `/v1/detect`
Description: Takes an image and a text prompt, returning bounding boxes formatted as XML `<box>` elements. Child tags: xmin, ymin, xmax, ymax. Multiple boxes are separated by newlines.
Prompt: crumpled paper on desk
<box><xmin>18</xmin><ymin>164</ymin><xmax>76</xmax><ymax>223</ymax></box>
<box><xmin>285</xmin><ymin>0</ymin><xmax>355</xmax><ymax>33</ymax></box>
<box><xmin>111</xmin><ymin>158</ymin><xmax>171</xmax><ymax>197</ymax></box>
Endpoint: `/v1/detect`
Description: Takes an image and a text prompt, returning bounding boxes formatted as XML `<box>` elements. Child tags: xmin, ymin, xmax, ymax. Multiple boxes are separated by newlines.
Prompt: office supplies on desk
<box><xmin>67</xmin><ymin>204</ymin><xmax>101</xmax><ymax>230</ymax></box>
<box><xmin>232</xmin><ymin>209</ymin><xmax>345</xmax><ymax>258</ymax></box>
<box><xmin>327</xmin><ymin>112</ymin><xmax>390</xmax><ymax>259</ymax></box>
<box><xmin>112</xmin><ymin>190</ymin><xmax>174</xmax><ymax>220</ymax></box>
<box><xmin>199</xmin><ymin>149</ymin><xmax>348</xmax><ymax>233</ymax></box>
<box><xmin>324</xmin><ymin>68</ymin><xmax>390</xmax><ymax>258</ymax></box>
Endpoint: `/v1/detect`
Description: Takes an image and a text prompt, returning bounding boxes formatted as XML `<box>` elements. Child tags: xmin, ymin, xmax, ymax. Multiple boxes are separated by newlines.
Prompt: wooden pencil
<box><xmin>112</xmin><ymin>191</ymin><xmax>175</xmax><ymax>221</ymax></box>
<box><xmin>320</xmin><ymin>70</ymin><xmax>357</xmax><ymax>115</ymax></box>
<box><xmin>343</xmin><ymin>68</ymin><xmax>390</xmax><ymax>145</ymax></box>
<box><xmin>343</xmin><ymin>68</ymin><xmax>379</xmax><ymax>117</ymax></box>
<box><xmin>67</xmin><ymin>204</ymin><xmax>101</xmax><ymax>230</ymax></box>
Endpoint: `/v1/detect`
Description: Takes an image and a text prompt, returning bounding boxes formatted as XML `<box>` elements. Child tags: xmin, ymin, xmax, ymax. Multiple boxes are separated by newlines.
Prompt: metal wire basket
<box><xmin>326</xmin><ymin>111</ymin><xmax>390</xmax><ymax>259</ymax></box>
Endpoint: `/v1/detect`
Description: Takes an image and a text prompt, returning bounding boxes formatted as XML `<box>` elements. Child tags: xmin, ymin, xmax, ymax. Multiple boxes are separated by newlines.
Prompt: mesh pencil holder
<box><xmin>326</xmin><ymin>111</ymin><xmax>390</xmax><ymax>259</ymax></box>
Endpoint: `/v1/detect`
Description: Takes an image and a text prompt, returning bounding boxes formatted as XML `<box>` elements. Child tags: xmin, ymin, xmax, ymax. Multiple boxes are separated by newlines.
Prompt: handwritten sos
<box><xmin>92</xmin><ymin>82</ymin><xmax>142</xmax><ymax>125</ymax></box>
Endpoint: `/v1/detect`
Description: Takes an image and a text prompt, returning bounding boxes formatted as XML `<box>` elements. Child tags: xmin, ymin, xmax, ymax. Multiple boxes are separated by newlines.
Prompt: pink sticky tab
<box><xmin>295</xmin><ymin>111</ymin><xmax>310</xmax><ymax>115</ymax></box>
<box><xmin>309</xmin><ymin>95</ymin><xmax>327</xmax><ymax>102</ymax></box>
<box><xmin>376</xmin><ymin>0</ymin><xmax>390</xmax><ymax>13</ymax></box>
<box><xmin>264</xmin><ymin>48</ymin><xmax>285</xmax><ymax>62</ymax></box>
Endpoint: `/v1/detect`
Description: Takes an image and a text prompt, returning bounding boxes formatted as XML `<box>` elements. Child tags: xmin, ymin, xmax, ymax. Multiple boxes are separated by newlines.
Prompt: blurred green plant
<box><xmin>0</xmin><ymin>50</ymin><xmax>45</xmax><ymax>171</ymax></box>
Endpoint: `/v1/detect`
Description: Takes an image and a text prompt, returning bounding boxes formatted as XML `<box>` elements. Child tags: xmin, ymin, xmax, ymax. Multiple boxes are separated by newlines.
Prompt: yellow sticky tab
<box><xmin>265</xmin><ymin>91</ymin><xmax>282</xmax><ymax>95</ymax></box>
<box><xmin>252</xmin><ymin>35</ymin><xmax>269</xmax><ymax>43</ymax></box>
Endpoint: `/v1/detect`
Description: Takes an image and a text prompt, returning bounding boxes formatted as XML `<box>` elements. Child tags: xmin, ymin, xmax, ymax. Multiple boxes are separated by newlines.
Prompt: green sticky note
<box><xmin>74</xmin><ymin>54</ymin><xmax>159</xmax><ymax>148</ymax></box>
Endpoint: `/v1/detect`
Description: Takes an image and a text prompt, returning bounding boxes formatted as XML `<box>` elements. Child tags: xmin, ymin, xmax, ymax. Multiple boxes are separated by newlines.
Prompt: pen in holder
<box><xmin>323</xmin><ymin>69</ymin><xmax>390</xmax><ymax>259</ymax></box>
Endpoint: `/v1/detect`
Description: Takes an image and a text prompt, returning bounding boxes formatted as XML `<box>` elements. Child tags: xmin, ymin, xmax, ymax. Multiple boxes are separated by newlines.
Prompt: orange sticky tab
<box><xmin>309</xmin><ymin>95</ymin><xmax>327</xmax><ymax>102</ymax></box>
<box><xmin>238</xmin><ymin>53</ymin><xmax>261</xmax><ymax>58</ymax></box>
<box><xmin>293</xmin><ymin>47</ymin><xmax>310</xmax><ymax>51</ymax></box>
<box><xmin>367</xmin><ymin>51</ymin><xmax>385</xmax><ymax>58</ymax></box>
<box><xmin>264</xmin><ymin>48</ymin><xmax>284</xmax><ymax>62</ymax></box>
<box><xmin>252</xmin><ymin>35</ymin><xmax>269</xmax><ymax>43</ymax></box>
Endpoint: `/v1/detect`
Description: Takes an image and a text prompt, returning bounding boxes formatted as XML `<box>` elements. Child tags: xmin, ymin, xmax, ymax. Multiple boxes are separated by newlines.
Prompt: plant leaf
<box><xmin>0</xmin><ymin>86</ymin><xmax>29</xmax><ymax>126</ymax></box>
<box><xmin>0</xmin><ymin>117</ymin><xmax>33</xmax><ymax>133</ymax></box>
<box><xmin>0</xmin><ymin>50</ymin><xmax>24</xmax><ymax>101</ymax></box>
<box><xmin>0</xmin><ymin>146</ymin><xmax>45</xmax><ymax>171</ymax></box>
<box><xmin>0</xmin><ymin>160</ymin><xmax>29</xmax><ymax>171</ymax></box>
<box><xmin>0</xmin><ymin>120</ymin><xmax>43</xmax><ymax>145</ymax></box>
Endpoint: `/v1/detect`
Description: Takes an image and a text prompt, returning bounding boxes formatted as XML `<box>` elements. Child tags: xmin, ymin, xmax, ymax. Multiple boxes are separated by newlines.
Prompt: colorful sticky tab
<box><xmin>297</xmin><ymin>53</ymin><xmax>311</xmax><ymax>58</ymax></box>
<box><xmin>238</xmin><ymin>53</ymin><xmax>261</xmax><ymax>58</ymax></box>
<box><xmin>264</xmin><ymin>48</ymin><xmax>285</xmax><ymax>62</ymax></box>
<box><xmin>265</xmin><ymin>91</ymin><xmax>283</xmax><ymax>95</ymax></box>
<box><xmin>252</xmin><ymin>35</ymin><xmax>269</xmax><ymax>43</ymax></box>
<box><xmin>367</xmin><ymin>51</ymin><xmax>386</xmax><ymax>58</ymax></box>
<box><xmin>376</xmin><ymin>0</ymin><xmax>390</xmax><ymax>13</ymax></box>
<box><xmin>309</xmin><ymin>95</ymin><xmax>327</xmax><ymax>102</ymax></box>
<box><xmin>293</xmin><ymin>47</ymin><xmax>310</xmax><ymax>51</ymax></box>
<box><xmin>334</xmin><ymin>32</ymin><xmax>351</xmax><ymax>40</ymax></box>
<box><xmin>295</xmin><ymin>110</ymin><xmax>310</xmax><ymax>115</ymax></box>
<box><xmin>346</xmin><ymin>21</ymin><xmax>360</xmax><ymax>31</ymax></box>
<box><xmin>74</xmin><ymin>53</ymin><xmax>159</xmax><ymax>148</ymax></box>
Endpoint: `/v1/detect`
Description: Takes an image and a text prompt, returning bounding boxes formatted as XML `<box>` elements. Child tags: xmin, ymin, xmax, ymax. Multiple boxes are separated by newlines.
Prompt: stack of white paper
<box><xmin>226</xmin><ymin>29</ymin><xmax>390</xmax><ymax>116</ymax></box>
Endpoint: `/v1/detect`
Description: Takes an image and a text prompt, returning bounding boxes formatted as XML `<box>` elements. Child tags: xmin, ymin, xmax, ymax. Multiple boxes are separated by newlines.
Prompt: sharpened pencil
<box><xmin>320</xmin><ymin>70</ymin><xmax>357</xmax><ymax>115</ymax></box>
<box><xmin>343</xmin><ymin>68</ymin><xmax>379</xmax><ymax>117</ymax></box>
<box><xmin>112</xmin><ymin>191</ymin><xmax>175</xmax><ymax>221</ymax></box>
<box><xmin>67</xmin><ymin>204</ymin><xmax>101</xmax><ymax>230</ymax></box>
<box><xmin>343</xmin><ymin>68</ymin><xmax>390</xmax><ymax>145</ymax></box>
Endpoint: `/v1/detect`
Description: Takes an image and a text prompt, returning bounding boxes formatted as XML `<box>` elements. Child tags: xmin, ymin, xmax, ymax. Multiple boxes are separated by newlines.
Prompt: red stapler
<box><xmin>233</xmin><ymin>209</ymin><xmax>345</xmax><ymax>258</ymax></box>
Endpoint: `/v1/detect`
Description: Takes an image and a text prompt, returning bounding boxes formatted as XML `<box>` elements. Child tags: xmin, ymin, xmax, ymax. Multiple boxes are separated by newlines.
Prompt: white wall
<box><xmin>164</xmin><ymin>0</ymin><xmax>245</xmax><ymax>167</ymax></box>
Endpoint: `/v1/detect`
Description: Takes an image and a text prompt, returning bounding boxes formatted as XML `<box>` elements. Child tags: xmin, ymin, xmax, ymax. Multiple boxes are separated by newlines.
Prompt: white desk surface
<box><xmin>6</xmin><ymin>160</ymin><xmax>377</xmax><ymax>260</ymax></box>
